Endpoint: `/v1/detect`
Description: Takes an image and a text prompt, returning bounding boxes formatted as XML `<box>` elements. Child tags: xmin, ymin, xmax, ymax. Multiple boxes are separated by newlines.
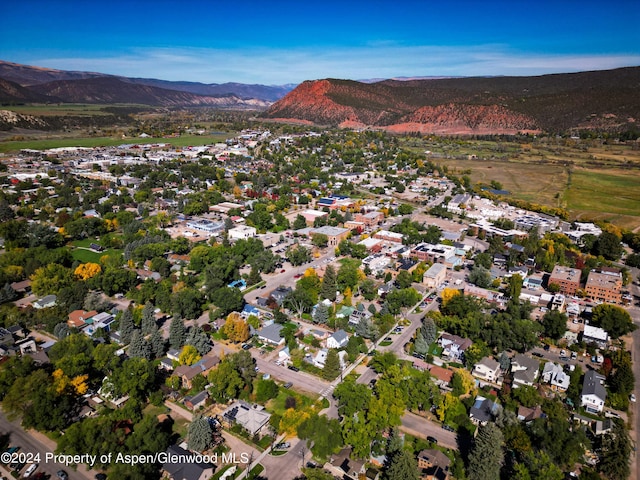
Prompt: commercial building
<box><xmin>548</xmin><ymin>265</ymin><xmax>582</xmax><ymax>296</ymax></box>
<box><xmin>585</xmin><ymin>268</ymin><xmax>622</xmax><ymax>304</ymax></box>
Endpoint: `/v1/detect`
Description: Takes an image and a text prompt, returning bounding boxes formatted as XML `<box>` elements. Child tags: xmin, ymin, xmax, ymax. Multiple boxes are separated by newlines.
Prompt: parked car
<box><xmin>23</xmin><ymin>463</ymin><xmax>38</xmax><ymax>478</ymax></box>
<box><xmin>442</xmin><ymin>424</ymin><xmax>455</xmax><ymax>432</ymax></box>
<box><xmin>427</xmin><ymin>436</ymin><xmax>438</xmax><ymax>444</ymax></box>
<box><xmin>275</xmin><ymin>442</ymin><xmax>290</xmax><ymax>450</ymax></box>
<box><xmin>631</xmin><ymin>394</ymin><xmax>636</xmax><ymax>403</ymax></box>
<box><xmin>283</xmin><ymin>382</ymin><xmax>293</xmax><ymax>389</ymax></box>
<box><xmin>241</xmin><ymin>343</ymin><xmax>252</xmax><ymax>350</ymax></box>
<box><xmin>288</xmin><ymin>365</ymin><xmax>300</xmax><ymax>372</ymax></box>
<box><xmin>56</xmin><ymin>471</ymin><xmax>69</xmax><ymax>480</ymax></box>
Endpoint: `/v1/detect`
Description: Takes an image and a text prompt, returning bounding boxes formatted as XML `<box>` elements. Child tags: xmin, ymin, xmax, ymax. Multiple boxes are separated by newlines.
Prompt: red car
<box><xmin>281</xmin><ymin>269</ymin><xmax>286</xmax><ymax>273</ymax></box>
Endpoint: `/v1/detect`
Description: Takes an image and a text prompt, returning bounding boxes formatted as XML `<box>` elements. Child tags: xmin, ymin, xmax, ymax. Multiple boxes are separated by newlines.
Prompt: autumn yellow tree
<box><xmin>179</xmin><ymin>345</ymin><xmax>201</xmax><ymax>366</ymax></box>
<box><xmin>74</xmin><ymin>262</ymin><xmax>102</xmax><ymax>280</ymax></box>
<box><xmin>279</xmin><ymin>408</ymin><xmax>311</xmax><ymax>435</ymax></box>
<box><xmin>221</xmin><ymin>312</ymin><xmax>250</xmax><ymax>343</ymax></box>
<box><xmin>441</xmin><ymin>287</ymin><xmax>461</xmax><ymax>306</ymax></box>
<box><xmin>52</xmin><ymin>369</ymin><xmax>89</xmax><ymax>395</ymax></box>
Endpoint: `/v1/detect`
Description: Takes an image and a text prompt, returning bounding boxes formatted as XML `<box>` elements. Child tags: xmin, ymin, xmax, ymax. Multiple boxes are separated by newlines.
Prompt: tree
<box><xmin>179</xmin><ymin>345</ymin><xmax>202</xmax><ymax>366</ymax></box>
<box><xmin>53</xmin><ymin>322</ymin><xmax>70</xmax><ymax>339</ymax></box>
<box><xmin>598</xmin><ymin>419</ymin><xmax>632</xmax><ymax>479</ymax></box>
<box><xmin>355</xmin><ymin>316</ymin><xmax>379</xmax><ymax>340</ymax></box>
<box><xmin>140</xmin><ymin>302</ymin><xmax>156</xmax><ymax>335</ymax></box>
<box><xmin>384</xmin><ymin>448</ymin><xmax>420</xmax><ymax>480</ymax></box>
<box><xmin>210</xmin><ymin>286</ymin><xmax>244</xmax><ymax>317</ymax></box>
<box><xmin>188</xmin><ymin>415</ymin><xmax>214</xmax><ymax>452</ymax></box>
<box><xmin>30</xmin><ymin>263</ymin><xmax>74</xmax><ymax>295</ymax></box>
<box><xmin>149</xmin><ymin>327</ymin><xmax>166</xmax><ymax>359</ymax></box>
<box><xmin>468</xmin><ymin>265</ymin><xmax>491</xmax><ymax>288</ymax></box>
<box><xmin>169</xmin><ymin>315</ymin><xmax>186</xmax><ymax>350</ymax></box>
<box><xmin>507</xmin><ymin>274</ymin><xmax>522</xmax><ymax>299</ymax></box>
<box><xmin>592</xmin><ymin>304</ymin><xmax>635</xmax><ymax>339</ymax></box>
<box><xmin>293</xmin><ymin>214</ymin><xmax>307</xmax><ymax>230</ymax></box>
<box><xmin>395</xmin><ymin>270</ymin><xmax>413</xmax><ymax>289</ymax></box>
<box><xmin>185</xmin><ymin>326</ymin><xmax>211</xmax><ymax>355</ymax></box>
<box><xmin>413</xmin><ymin>334</ymin><xmax>429</xmax><ymax>356</ymax></box>
<box><xmin>319</xmin><ymin>265</ymin><xmax>337</xmax><ymax>301</ymax></box>
<box><xmin>255</xmin><ymin>379</ymin><xmax>279</xmax><ymax>402</ymax></box>
<box><xmin>593</xmin><ymin>231</ymin><xmax>623</xmax><ymax>260</ymax></box>
<box><xmin>420</xmin><ymin>316</ymin><xmax>437</xmax><ymax>345</ymax></box>
<box><xmin>128</xmin><ymin>330</ymin><xmax>151</xmax><ymax>360</ymax></box>
<box><xmin>297</xmin><ymin>414</ymin><xmax>342</xmax><ymax>462</ymax></box>
<box><xmin>322</xmin><ymin>349</ymin><xmax>341</xmax><ymax>380</ymax></box>
<box><xmin>467</xmin><ymin>423</ymin><xmax>504</xmax><ymax>480</ymax></box>
<box><xmin>313</xmin><ymin>302</ymin><xmax>329</xmax><ymax>324</ymax></box>
<box><xmin>285</xmin><ymin>288</ymin><xmax>315</xmax><ymax>317</ymax></box>
<box><xmin>221</xmin><ymin>312</ymin><xmax>250</xmax><ymax>343</ymax></box>
<box><xmin>541</xmin><ymin>310</ymin><xmax>567</xmax><ymax>339</ymax></box>
<box><xmin>312</xmin><ymin>233</ymin><xmax>329</xmax><ymax>248</ymax></box>
<box><xmin>119</xmin><ymin>309</ymin><xmax>135</xmax><ymax>345</ymax></box>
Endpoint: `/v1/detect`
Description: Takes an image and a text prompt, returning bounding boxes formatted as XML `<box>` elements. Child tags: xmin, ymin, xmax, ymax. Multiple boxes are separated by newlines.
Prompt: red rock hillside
<box><xmin>263</xmin><ymin>67</ymin><xmax>640</xmax><ymax>135</ymax></box>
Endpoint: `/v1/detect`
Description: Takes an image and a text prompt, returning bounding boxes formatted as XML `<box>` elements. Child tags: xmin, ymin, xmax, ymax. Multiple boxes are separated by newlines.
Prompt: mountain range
<box><xmin>0</xmin><ymin>60</ymin><xmax>293</xmax><ymax>108</ymax></box>
<box><xmin>1</xmin><ymin>60</ymin><xmax>639</xmax><ymax>135</ymax></box>
<box><xmin>263</xmin><ymin>68</ymin><xmax>640</xmax><ymax>135</ymax></box>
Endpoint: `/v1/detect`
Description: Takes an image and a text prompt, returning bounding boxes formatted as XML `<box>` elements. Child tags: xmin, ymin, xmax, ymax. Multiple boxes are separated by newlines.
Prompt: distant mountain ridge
<box><xmin>264</xmin><ymin>67</ymin><xmax>640</xmax><ymax>134</ymax></box>
<box><xmin>0</xmin><ymin>60</ymin><xmax>294</xmax><ymax>107</ymax></box>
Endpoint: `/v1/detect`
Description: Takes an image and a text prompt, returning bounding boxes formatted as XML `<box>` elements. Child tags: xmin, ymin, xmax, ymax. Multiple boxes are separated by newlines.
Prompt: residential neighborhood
<box><xmin>0</xmin><ymin>126</ymin><xmax>639</xmax><ymax>480</ymax></box>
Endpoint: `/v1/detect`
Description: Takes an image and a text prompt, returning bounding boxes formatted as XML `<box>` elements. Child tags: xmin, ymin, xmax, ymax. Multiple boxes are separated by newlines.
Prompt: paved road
<box><xmin>400</xmin><ymin>411</ymin><xmax>458</xmax><ymax>449</ymax></box>
<box><xmin>0</xmin><ymin>410</ymin><xmax>94</xmax><ymax>480</ymax></box>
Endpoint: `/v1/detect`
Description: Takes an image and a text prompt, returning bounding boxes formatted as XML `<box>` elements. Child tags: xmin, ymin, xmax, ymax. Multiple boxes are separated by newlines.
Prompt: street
<box><xmin>0</xmin><ymin>410</ymin><xmax>95</xmax><ymax>480</ymax></box>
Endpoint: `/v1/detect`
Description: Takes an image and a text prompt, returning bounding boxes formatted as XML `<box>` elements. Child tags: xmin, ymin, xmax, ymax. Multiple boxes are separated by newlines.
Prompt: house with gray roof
<box><xmin>326</xmin><ymin>329</ymin><xmax>349</xmax><ymax>349</ymax></box>
<box><xmin>510</xmin><ymin>354</ymin><xmax>540</xmax><ymax>388</ymax></box>
<box><xmin>581</xmin><ymin>370</ymin><xmax>607</xmax><ymax>413</ymax></box>
<box><xmin>162</xmin><ymin>444</ymin><xmax>214</xmax><ymax>480</ymax></box>
<box><xmin>33</xmin><ymin>294</ymin><xmax>57</xmax><ymax>309</ymax></box>
<box><xmin>469</xmin><ymin>395</ymin><xmax>502</xmax><ymax>426</ymax></box>
<box><xmin>257</xmin><ymin>323</ymin><xmax>285</xmax><ymax>345</ymax></box>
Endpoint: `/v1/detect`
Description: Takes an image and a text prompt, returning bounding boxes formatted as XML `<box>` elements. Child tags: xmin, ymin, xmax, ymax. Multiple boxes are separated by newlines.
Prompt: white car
<box><xmin>631</xmin><ymin>394</ymin><xmax>636</xmax><ymax>403</ymax></box>
<box><xmin>23</xmin><ymin>464</ymin><xmax>38</xmax><ymax>478</ymax></box>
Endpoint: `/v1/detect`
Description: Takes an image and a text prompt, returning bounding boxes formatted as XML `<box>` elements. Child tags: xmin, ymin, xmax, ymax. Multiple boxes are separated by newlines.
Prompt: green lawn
<box><xmin>266</xmin><ymin>389</ymin><xmax>315</xmax><ymax>416</ymax></box>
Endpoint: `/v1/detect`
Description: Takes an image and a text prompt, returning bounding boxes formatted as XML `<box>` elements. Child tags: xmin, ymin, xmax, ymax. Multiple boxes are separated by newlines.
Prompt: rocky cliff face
<box><xmin>264</xmin><ymin>68</ymin><xmax>640</xmax><ymax>134</ymax></box>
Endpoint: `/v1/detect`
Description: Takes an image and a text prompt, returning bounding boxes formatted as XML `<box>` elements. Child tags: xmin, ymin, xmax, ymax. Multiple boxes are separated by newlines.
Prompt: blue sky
<box><xmin>1</xmin><ymin>0</ymin><xmax>639</xmax><ymax>85</ymax></box>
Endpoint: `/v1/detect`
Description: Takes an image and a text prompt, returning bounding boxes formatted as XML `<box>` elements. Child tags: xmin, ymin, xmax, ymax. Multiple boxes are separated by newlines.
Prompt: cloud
<box><xmin>30</xmin><ymin>45</ymin><xmax>640</xmax><ymax>84</ymax></box>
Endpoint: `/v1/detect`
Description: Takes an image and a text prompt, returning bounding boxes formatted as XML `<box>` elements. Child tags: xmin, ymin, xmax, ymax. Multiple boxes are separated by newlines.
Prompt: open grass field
<box><xmin>4</xmin><ymin>103</ymin><xmax>137</xmax><ymax>116</ymax></box>
<box><xmin>70</xmin><ymin>239</ymin><xmax>123</xmax><ymax>263</ymax></box>
<box><xmin>402</xmin><ymin>137</ymin><xmax>640</xmax><ymax>231</ymax></box>
<box><xmin>0</xmin><ymin>132</ymin><xmax>235</xmax><ymax>153</ymax></box>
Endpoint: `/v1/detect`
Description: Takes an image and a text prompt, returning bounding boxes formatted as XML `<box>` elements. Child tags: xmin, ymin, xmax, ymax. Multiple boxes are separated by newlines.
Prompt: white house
<box><xmin>472</xmin><ymin>357</ymin><xmax>501</xmax><ymax>383</ymax></box>
<box><xmin>542</xmin><ymin>362</ymin><xmax>570</xmax><ymax>391</ymax></box>
<box><xmin>581</xmin><ymin>370</ymin><xmax>607</xmax><ymax>413</ymax></box>
<box><xmin>326</xmin><ymin>329</ymin><xmax>349</xmax><ymax>349</ymax></box>
<box><xmin>228</xmin><ymin>225</ymin><xmax>257</xmax><ymax>241</ymax></box>
<box><xmin>583</xmin><ymin>325</ymin><xmax>609</xmax><ymax>349</ymax></box>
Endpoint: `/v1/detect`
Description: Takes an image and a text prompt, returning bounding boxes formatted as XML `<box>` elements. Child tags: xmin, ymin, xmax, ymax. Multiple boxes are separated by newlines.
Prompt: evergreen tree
<box><xmin>186</xmin><ymin>326</ymin><xmax>212</xmax><ymax>355</ymax></box>
<box><xmin>119</xmin><ymin>309</ymin><xmax>135</xmax><ymax>345</ymax></box>
<box><xmin>320</xmin><ymin>265</ymin><xmax>337</xmax><ymax>301</ymax></box>
<box><xmin>169</xmin><ymin>315</ymin><xmax>186</xmax><ymax>350</ymax></box>
<box><xmin>247</xmin><ymin>265</ymin><xmax>261</xmax><ymax>286</ymax></box>
<box><xmin>413</xmin><ymin>334</ymin><xmax>429</xmax><ymax>356</ymax></box>
<box><xmin>420</xmin><ymin>316</ymin><xmax>437</xmax><ymax>345</ymax></box>
<box><xmin>187</xmin><ymin>415</ymin><xmax>214</xmax><ymax>452</ymax></box>
<box><xmin>0</xmin><ymin>283</ymin><xmax>17</xmax><ymax>304</ymax></box>
<box><xmin>384</xmin><ymin>448</ymin><xmax>420</xmax><ymax>480</ymax></box>
<box><xmin>149</xmin><ymin>327</ymin><xmax>166</xmax><ymax>359</ymax></box>
<box><xmin>53</xmin><ymin>322</ymin><xmax>70</xmax><ymax>339</ymax></box>
<box><xmin>322</xmin><ymin>348</ymin><xmax>341</xmax><ymax>380</ymax></box>
<box><xmin>467</xmin><ymin>423</ymin><xmax>504</xmax><ymax>480</ymax></box>
<box><xmin>598</xmin><ymin>419</ymin><xmax>631</xmax><ymax>479</ymax></box>
<box><xmin>128</xmin><ymin>330</ymin><xmax>151</xmax><ymax>360</ymax></box>
<box><xmin>355</xmin><ymin>317</ymin><xmax>379</xmax><ymax>340</ymax></box>
<box><xmin>313</xmin><ymin>302</ymin><xmax>329</xmax><ymax>324</ymax></box>
<box><xmin>141</xmin><ymin>302</ymin><xmax>156</xmax><ymax>335</ymax></box>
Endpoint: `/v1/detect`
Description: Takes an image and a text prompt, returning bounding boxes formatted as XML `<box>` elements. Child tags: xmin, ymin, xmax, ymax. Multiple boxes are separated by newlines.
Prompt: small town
<box><xmin>0</xmin><ymin>125</ymin><xmax>638</xmax><ymax>480</ymax></box>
